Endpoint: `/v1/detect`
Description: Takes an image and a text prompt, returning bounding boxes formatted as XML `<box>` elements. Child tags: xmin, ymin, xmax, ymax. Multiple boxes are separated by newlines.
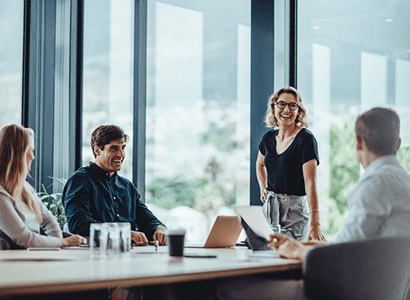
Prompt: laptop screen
<box><xmin>240</xmin><ymin>218</ymin><xmax>272</xmax><ymax>251</ymax></box>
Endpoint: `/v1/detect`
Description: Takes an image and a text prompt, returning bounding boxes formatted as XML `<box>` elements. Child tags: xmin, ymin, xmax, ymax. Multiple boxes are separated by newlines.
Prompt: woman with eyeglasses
<box><xmin>257</xmin><ymin>86</ymin><xmax>326</xmax><ymax>241</ymax></box>
<box><xmin>0</xmin><ymin>124</ymin><xmax>87</xmax><ymax>249</ymax></box>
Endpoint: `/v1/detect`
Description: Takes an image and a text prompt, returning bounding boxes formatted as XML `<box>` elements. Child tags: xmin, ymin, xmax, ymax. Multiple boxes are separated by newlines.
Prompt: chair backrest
<box><xmin>302</xmin><ymin>236</ymin><xmax>410</xmax><ymax>300</ymax></box>
<box><xmin>62</xmin><ymin>223</ymin><xmax>73</xmax><ymax>238</ymax></box>
<box><xmin>0</xmin><ymin>237</ymin><xmax>11</xmax><ymax>250</ymax></box>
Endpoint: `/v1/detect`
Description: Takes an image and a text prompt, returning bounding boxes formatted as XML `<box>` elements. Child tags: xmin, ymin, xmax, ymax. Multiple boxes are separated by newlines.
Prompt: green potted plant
<box><xmin>38</xmin><ymin>178</ymin><xmax>67</xmax><ymax>229</ymax></box>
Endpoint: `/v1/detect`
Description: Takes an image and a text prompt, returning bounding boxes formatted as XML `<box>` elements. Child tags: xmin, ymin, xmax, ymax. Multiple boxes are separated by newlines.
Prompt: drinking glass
<box><xmin>101</xmin><ymin>223</ymin><xmax>120</xmax><ymax>256</ymax></box>
<box><xmin>117</xmin><ymin>222</ymin><xmax>131</xmax><ymax>253</ymax></box>
<box><xmin>90</xmin><ymin>223</ymin><xmax>104</xmax><ymax>257</ymax></box>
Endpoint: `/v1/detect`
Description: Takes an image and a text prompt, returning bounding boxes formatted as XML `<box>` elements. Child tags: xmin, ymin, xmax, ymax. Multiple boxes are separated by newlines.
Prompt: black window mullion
<box><xmin>22</xmin><ymin>0</ymin><xmax>31</xmax><ymax>128</ymax></box>
<box><xmin>133</xmin><ymin>0</ymin><xmax>148</xmax><ymax>199</ymax></box>
<box><xmin>70</xmin><ymin>0</ymin><xmax>84</xmax><ymax>172</ymax></box>
<box><xmin>250</xmin><ymin>0</ymin><xmax>275</xmax><ymax>206</ymax></box>
<box><xmin>289</xmin><ymin>0</ymin><xmax>297</xmax><ymax>88</ymax></box>
<box><xmin>23</xmin><ymin>0</ymin><xmax>56</xmax><ymax>191</ymax></box>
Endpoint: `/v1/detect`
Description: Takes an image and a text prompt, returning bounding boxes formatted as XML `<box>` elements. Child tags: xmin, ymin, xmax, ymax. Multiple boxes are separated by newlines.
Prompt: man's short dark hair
<box><xmin>91</xmin><ymin>125</ymin><xmax>129</xmax><ymax>158</ymax></box>
<box><xmin>355</xmin><ymin>107</ymin><xmax>400</xmax><ymax>155</ymax></box>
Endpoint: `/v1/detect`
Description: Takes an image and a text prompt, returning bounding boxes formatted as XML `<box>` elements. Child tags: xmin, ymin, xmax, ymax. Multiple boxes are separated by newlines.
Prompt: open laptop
<box><xmin>234</xmin><ymin>205</ymin><xmax>279</xmax><ymax>257</ymax></box>
<box><xmin>185</xmin><ymin>216</ymin><xmax>243</xmax><ymax>248</ymax></box>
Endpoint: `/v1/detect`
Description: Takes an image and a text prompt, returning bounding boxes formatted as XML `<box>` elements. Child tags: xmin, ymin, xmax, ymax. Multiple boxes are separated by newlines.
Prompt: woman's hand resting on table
<box><xmin>307</xmin><ymin>224</ymin><xmax>327</xmax><ymax>242</ymax></box>
<box><xmin>61</xmin><ymin>234</ymin><xmax>87</xmax><ymax>247</ymax></box>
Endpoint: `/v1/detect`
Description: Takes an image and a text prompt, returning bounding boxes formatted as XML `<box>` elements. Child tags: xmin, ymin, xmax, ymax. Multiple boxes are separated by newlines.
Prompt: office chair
<box><xmin>303</xmin><ymin>236</ymin><xmax>410</xmax><ymax>300</ymax></box>
<box><xmin>0</xmin><ymin>237</ymin><xmax>11</xmax><ymax>250</ymax></box>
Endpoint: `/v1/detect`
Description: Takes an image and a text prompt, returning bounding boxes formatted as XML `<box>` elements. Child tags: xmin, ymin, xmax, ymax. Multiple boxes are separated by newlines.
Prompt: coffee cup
<box><xmin>166</xmin><ymin>229</ymin><xmax>186</xmax><ymax>257</ymax></box>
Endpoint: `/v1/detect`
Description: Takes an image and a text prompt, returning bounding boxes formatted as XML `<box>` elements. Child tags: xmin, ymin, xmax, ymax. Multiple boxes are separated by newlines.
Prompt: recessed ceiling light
<box><xmin>312</xmin><ymin>26</ymin><xmax>321</xmax><ymax>30</ymax></box>
<box><xmin>385</xmin><ymin>18</ymin><xmax>394</xmax><ymax>23</ymax></box>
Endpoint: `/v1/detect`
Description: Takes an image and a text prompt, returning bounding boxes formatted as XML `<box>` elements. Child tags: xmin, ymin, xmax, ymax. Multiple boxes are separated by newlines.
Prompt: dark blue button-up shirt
<box><xmin>62</xmin><ymin>162</ymin><xmax>165</xmax><ymax>238</ymax></box>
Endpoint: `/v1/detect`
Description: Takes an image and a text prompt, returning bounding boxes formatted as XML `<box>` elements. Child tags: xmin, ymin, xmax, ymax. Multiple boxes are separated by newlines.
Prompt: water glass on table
<box><xmin>100</xmin><ymin>223</ymin><xmax>120</xmax><ymax>255</ymax></box>
<box><xmin>118</xmin><ymin>222</ymin><xmax>131</xmax><ymax>253</ymax></box>
<box><xmin>90</xmin><ymin>223</ymin><xmax>104</xmax><ymax>257</ymax></box>
<box><xmin>90</xmin><ymin>222</ymin><xmax>131</xmax><ymax>257</ymax></box>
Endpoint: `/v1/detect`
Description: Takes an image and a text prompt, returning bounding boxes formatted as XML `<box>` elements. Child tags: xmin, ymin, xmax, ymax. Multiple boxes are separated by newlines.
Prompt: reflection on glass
<box><xmin>0</xmin><ymin>1</ymin><xmax>23</xmax><ymax>127</ymax></box>
<box><xmin>298</xmin><ymin>0</ymin><xmax>410</xmax><ymax>240</ymax></box>
<box><xmin>82</xmin><ymin>0</ymin><xmax>134</xmax><ymax>179</ymax></box>
<box><xmin>146</xmin><ymin>0</ymin><xmax>251</xmax><ymax>242</ymax></box>
<box><xmin>361</xmin><ymin>52</ymin><xmax>387</xmax><ymax>110</ymax></box>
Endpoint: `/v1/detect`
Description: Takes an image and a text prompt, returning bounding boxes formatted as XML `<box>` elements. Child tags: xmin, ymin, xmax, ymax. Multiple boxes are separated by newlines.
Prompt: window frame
<box><xmin>22</xmin><ymin>0</ymin><xmax>297</xmax><ymax>205</ymax></box>
<box><xmin>22</xmin><ymin>0</ymin><xmax>83</xmax><ymax>192</ymax></box>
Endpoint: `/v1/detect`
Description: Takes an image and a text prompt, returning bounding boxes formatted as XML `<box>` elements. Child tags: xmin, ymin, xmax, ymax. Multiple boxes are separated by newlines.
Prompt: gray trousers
<box><xmin>263</xmin><ymin>191</ymin><xmax>309</xmax><ymax>241</ymax></box>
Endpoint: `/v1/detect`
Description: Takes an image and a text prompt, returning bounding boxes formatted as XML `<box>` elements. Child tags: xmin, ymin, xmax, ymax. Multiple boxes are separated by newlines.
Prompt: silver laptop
<box><xmin>185</xmin><ymin>215</ymin><xmax>243</xmax><ymax>248</ymax></box>
<box><xmin>234</xmin><ymin>205</ymin><xmax>279</xmax><ymax>257</ymax></box>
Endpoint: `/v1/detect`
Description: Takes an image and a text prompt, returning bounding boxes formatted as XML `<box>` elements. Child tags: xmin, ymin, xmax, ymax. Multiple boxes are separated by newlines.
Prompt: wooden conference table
<box><xmin>0</xmin><ymin>245</ymin><xmax>301</xmax><ymax>298</ymax></box>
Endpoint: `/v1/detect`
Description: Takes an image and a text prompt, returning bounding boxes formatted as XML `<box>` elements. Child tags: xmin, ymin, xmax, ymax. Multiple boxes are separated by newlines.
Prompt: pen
<box><xmin>183</xmin><ymin>254</ymin><xmax>217</xmax><ymax>258</ymax></box>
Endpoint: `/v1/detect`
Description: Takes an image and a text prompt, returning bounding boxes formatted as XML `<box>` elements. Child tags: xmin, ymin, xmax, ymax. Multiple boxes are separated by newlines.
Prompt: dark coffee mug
<box><xmin>166</xmin><ymin>229</ymin><xmax>186</xmax><ymax>257</ymax></box>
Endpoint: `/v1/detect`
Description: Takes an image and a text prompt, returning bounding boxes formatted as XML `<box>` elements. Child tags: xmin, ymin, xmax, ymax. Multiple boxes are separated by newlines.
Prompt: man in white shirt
<box><xmin>271</xmin><ymin>107</ymin><xmax>410</xmax><ymax>259</ymax></box>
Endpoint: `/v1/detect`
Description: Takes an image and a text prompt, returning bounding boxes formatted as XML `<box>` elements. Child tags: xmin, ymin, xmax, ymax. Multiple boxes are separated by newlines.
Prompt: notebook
<box><xmin>185</xmin><ymin>216</ymin><xmax>243</xmax><ymax>248</ymax></box>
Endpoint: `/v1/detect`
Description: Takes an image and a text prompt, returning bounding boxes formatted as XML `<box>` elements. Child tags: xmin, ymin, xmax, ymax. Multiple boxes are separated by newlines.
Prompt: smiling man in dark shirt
<box><xmin>62</xmin><ymin>125</ymin><xmax>166</xmax><ymax>246</ymax></box>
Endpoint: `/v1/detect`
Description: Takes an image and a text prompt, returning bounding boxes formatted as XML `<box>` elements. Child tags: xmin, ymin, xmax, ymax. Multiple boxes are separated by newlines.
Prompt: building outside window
<box><xmin>82</xmin><ymin>0</ymin><xmax>134</xmax><ymax>180</ymax></box>
<box><xmin>81</xmin><ymin>0</ymin><xmax>250</xmax><ymax>243</ymax></box>
<box><xmin>145</xmin><ymin>0</ymin><xmax>251</xmax><ymax>242</ymax></box>
<box><xmin>80</xmin><ymin>0</ymin><xmax>410</xmax><ymax>243</ymax></box>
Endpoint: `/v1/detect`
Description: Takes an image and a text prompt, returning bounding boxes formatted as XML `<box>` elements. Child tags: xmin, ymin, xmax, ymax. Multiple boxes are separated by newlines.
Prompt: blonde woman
<box><xmin>0</xmin><ymin>124</ymin><xmax>86</xmax><ymax>249</ymax></box>
<box><xmin>257</xmin><ymin>86</ymin><xmax>326</xmax><ymax>241</ymax></box>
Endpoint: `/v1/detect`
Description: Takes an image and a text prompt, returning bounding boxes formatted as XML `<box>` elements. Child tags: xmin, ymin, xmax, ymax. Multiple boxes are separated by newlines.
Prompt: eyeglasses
<box><xmin>274</xmin><ymin>101</ymin><xmax>299</xmax><ymax>111</ymax></box>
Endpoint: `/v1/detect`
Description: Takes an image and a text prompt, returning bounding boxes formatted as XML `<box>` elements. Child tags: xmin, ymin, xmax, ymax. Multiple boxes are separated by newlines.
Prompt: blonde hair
<box><xmin>0</xmin><ymin>124</ymin><xmax>42</xmax><ymax>222</ymax></box>
<box><xmin>264</xmin><ymin>86</ymin><xmax>308</xmax><ymax>128</ymax></box>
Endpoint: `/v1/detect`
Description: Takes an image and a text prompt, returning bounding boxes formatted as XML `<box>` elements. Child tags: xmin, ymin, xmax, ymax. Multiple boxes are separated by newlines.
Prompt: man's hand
<box><xmin>269</xmin><ymin>233</ymin><xmax>307</xmax><ymax>261</ymax></box>
<box><xmin>153</xmin><ymin>226</ymin><xmax>167</xmax><ymax>245</ymax></box>
<box><xmin>131</xmin><ymin>231</ymin><xmax>149</xmax><ymax>246</ymax></box>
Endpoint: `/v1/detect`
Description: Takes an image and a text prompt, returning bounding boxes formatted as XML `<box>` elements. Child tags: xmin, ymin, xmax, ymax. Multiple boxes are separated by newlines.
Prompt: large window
<box><xmin>298</xmin><ymin>0</ymin><xmax>410</xmax><ymax>240</ymax></box>
<box><xmin>0</xmin><ymin>1</ymin><xmax>23</xmax><ymax>127</ymax></box>
<box><xmin>146</xmin><ymin>0</ymin><xmax>251</xmax><ymax>242</ymax></box>
<box><xmin>81</xmin><ymin>0</ymin><xmax>250</xmax><ymax>243</ymax></box>
<box><xmin>17</xmin><ymin>0</ymin><xmax>410</xmax><ymax>243</ymax></box>
<box><xmin>82</xmin><ymin>0</ymin><xmax>134</xmax><ymax>179</ymax></box>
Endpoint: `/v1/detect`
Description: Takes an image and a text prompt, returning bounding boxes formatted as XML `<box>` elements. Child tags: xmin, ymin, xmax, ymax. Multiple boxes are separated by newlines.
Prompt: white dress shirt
<box><xmin>335</xmin><ymin>155</ymin><xmax>410</xmax><ymax>243</ymax></box>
